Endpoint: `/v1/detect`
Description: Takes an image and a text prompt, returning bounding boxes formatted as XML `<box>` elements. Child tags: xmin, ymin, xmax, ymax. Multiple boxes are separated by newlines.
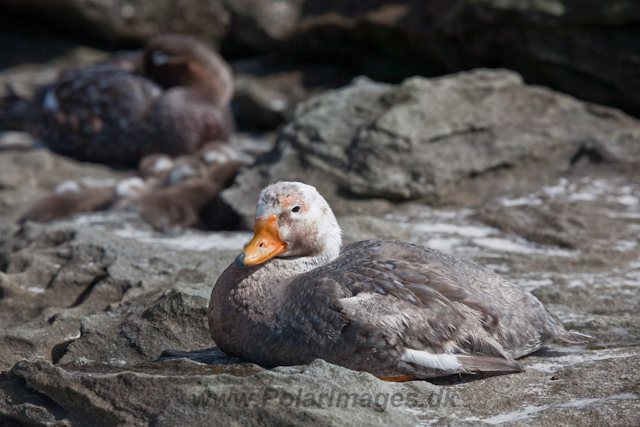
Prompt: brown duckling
<box><xmin>136</xmin><ymin>178</ymin><xmax>222</xmax><ymax>234</ymax></box>
<box><xmin>28</xmin><ymin>34</ymin><xmax>234</xmax><ymax>166</ymax></box>
<box><xmin>116</xmin><ymin>159</ymin><xmax>220</xmax><ymax>233</ymax></box>
<box><xmin>22</xmin><ymin>180</ymin><xmax>116</xmax><ymax>223</ymax></box>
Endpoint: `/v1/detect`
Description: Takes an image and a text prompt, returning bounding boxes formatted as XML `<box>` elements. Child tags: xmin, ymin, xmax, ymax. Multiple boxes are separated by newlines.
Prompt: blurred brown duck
<box><xmin>209</xmin><ymin>182</ymin><xmax>588</xmax><ymax>380</ymax></box>
<box><xmin>28</xmin><ymin>34</ymin><xmax>234</xmax><ymax>165</ymax></box>
<box><xmin>22</xmin><ymin>180</ymin><xmax>116</xmax><ymax>223</ymax></box>
<box><xmin>115</xmin><ymin>158</ymin><xmax>220</xmax><ymax>233</ymax></box>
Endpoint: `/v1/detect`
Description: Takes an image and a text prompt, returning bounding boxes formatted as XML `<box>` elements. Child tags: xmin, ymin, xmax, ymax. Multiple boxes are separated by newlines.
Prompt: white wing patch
<box><xmin>401</xmin><ymin>349</ymin><xmax>461</xmax><ymax>371</ymax></box>
<box><xmin>43</xmin><ymin>88</ymin><xmax>60</xmax><ymax>111</ymax></box>
<box><xmin>151</xmin><ymin>51</ymin><xmax>171</xmax><ymax>66</ymax></box>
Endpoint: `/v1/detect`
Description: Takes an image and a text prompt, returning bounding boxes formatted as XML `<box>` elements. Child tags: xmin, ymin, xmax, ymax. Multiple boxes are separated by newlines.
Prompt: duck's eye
<box><xmin>292</xmin><ymin>206</ymin><xmax>301</xmax><ymax>213</ymax></box>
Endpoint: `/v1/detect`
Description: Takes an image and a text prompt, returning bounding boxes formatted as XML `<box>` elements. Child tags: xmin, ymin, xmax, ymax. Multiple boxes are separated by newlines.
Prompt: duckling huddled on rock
<box><xmin>21</xmin><ymin>180</ymin><xmax>116</xmax><ymax>223</ymax></box>
<box><xmin>27</xmin><ymin>34</ymin><xmax>234</xmax><ymax>165</ymax></box>
<box><xmin>22</xmin><ymin>142</ymin><xmax>253</xmax><ymax>231</ymax></box>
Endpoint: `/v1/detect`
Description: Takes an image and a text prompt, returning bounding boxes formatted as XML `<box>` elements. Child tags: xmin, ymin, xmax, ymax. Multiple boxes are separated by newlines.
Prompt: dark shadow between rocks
<box><xmin>51</xmin><ymin>340</ymin><xmax>74</xmax><ymax>364</ymax></box>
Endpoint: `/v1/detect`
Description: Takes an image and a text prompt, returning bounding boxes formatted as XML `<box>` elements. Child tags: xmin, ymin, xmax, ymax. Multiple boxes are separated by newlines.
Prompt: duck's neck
<box><xmin>278</xmin><ymin>248</ymin><xmax>340</xmax><ymax>274</ymax></box>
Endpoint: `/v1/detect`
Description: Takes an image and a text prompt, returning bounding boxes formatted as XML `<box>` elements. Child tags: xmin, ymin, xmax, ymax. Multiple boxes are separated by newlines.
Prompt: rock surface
<box><xmin>1</xmin><ymin>0</ymin><xmax>230</xmax><ymax>47</ymax></box>
<box><xmin>224</xmin><ymin>0</ymin><xmax>640</xmax><ymax>118</ymax></box>
<box><xmin>223</xmin><ymin>69</ymin><xmax>640</xmax><ymax>228</ymax></box>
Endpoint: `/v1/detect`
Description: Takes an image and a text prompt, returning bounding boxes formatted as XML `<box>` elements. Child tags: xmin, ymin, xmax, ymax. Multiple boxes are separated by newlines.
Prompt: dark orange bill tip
<box><xmin>235</xmin><ymin>215</ymin><xmax>287</xmax><ymax>267</ymax></box>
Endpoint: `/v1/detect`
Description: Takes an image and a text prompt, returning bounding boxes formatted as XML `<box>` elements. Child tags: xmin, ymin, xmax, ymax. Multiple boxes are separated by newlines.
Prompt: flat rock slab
<box><xmin>1</xmin><ymin>345</ymin><xmax>638</xmax><ymax>426</ymax></box>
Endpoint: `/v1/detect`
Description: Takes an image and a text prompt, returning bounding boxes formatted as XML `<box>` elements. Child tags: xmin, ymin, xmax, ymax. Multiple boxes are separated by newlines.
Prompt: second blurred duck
<box><xmin>28</xmin><ymin>34</ymin><xmax>234</xmax><ymax>165</ymax></box>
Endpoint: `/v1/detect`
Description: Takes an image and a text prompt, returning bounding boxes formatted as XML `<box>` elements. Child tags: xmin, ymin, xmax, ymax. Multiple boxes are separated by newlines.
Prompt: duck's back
<box><xmin>329</xmin><ymin>240</ymin><xmax>569</xmax><ymax>357</ymax></box>
<box><xmin>29</xmin><ymin>62</ymin><xmax>163</xmax><ymax>164</ymax></box>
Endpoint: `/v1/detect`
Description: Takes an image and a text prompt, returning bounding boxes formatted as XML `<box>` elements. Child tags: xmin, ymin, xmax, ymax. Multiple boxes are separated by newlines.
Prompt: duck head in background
<box><xmin>143</xmin><ymin>34</ymin><xmax>234</xmax><ymax>107</ymax></box>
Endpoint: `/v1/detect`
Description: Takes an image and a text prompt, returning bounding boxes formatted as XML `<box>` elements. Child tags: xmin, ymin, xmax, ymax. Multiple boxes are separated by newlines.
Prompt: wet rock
<box><xmin>1</xmin><ymin>0</ymin><xmax>230</xmax><ymax>47</ymax></box>
<box><xmin>224</xmin><ymin>69</ymin><xmax>640</xmax><ymax>226</ymax></box>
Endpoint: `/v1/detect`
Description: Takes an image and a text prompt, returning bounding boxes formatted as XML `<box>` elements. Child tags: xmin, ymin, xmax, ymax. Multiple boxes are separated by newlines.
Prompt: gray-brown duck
<box><xmin>208</xmin><ymin>181</ymin><xmax>587</xmax><ymax>380</ymax></box>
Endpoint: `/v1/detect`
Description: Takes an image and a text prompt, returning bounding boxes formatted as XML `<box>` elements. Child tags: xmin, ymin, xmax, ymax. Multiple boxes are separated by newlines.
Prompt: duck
<box><xmin>27</xmin><ymin>34</ymin><xmax>234</xmax><ymax>166</ymax></box>
<box><xmin>135</xmin><ymin>178</ymin><xmax>222</xmax><ymax>233</ymax></box>
<box><xmin>114</xmin><ymin>163</ymin><xmax>221</xmax><ymax>233</ymax></box>
<box><xmin>208</xmin><ymin>181</ymin><xmax>587</xmax><ymax>380</ymax></box>
<box><xmin>22</xmin><ymin>180</ymin><xmax>116</xmax><ymax>223</ymax></box>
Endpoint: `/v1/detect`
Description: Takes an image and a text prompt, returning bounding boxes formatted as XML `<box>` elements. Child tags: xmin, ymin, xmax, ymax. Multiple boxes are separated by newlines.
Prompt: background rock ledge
<box><xmin>223</xmin><ymin>68</ymin><xmax>640</xmax><ymax>228</ymax></box>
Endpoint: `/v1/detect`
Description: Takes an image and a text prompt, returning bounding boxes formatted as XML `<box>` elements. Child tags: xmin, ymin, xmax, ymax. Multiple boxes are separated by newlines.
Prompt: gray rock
<box><xmin>1</xmin><ymin>358</ymin><xmax>421</xmax><ymax>426</ymax></box>
<box><xmin>0</xmin><ymin>131</ymin><xmax>35</xmax><ymax>150</ymax></box>
<box><xmin>224</xmin><ymin>70</ymin><xmax>640</xmax><ymax>227</ymax></box>
<box><xmin>1</xmin><ymin>0</ymin><xmax>229</xmax><ymax>46</ymax></box>
<box><xmin>233</xmin><ymin>71</ymin><xmax>313</xmax><ymax>130</ymax></box>
<box><xmin>476</xmin><ymin>175</ymin><xmax>640</xmax><ymax>251</ymax></box>
<box><xmin>0</xmin><ymin>213</ymin><xmax>242</xmax><ymax>371</ymax></box>
<box><xmin>224</xmin><ymin>0</ymin><xmax>640</xmax><ymax>117</ymax></box>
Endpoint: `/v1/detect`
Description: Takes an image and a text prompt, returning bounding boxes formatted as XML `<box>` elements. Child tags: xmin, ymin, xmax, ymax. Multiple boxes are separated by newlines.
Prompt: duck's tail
<box><xmin>457</xmin><ymin>354</ymin><xmax>523</xmax><ymax>373</ymax></box>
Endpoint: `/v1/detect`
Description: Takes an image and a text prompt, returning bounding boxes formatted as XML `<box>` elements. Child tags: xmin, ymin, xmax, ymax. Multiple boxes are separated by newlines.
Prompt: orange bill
<box><xmin>235</xmin><ymin>215</ymin><xmax>288</xmax><ymax>267</ymax></box>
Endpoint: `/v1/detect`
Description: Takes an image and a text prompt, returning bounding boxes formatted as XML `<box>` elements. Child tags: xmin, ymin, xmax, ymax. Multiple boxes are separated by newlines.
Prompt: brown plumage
<box><xmin>136</xmin><ymin>179</ymin><xmax>221</xmax><ymax>233</ymax></box>
<box><xmin>208</xmin><ymin>182</ymin><xmax>588</xmax><ymax>380</ymax></box>
<box><xmin>27</xmin><ymin>34</ymin><xmax>234</xmax><ymax>165</ymax></box>
<box><xmin>22</xmin><ymin>181</ymin><xmax>116</xmax><ymax>223</ymax></box>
